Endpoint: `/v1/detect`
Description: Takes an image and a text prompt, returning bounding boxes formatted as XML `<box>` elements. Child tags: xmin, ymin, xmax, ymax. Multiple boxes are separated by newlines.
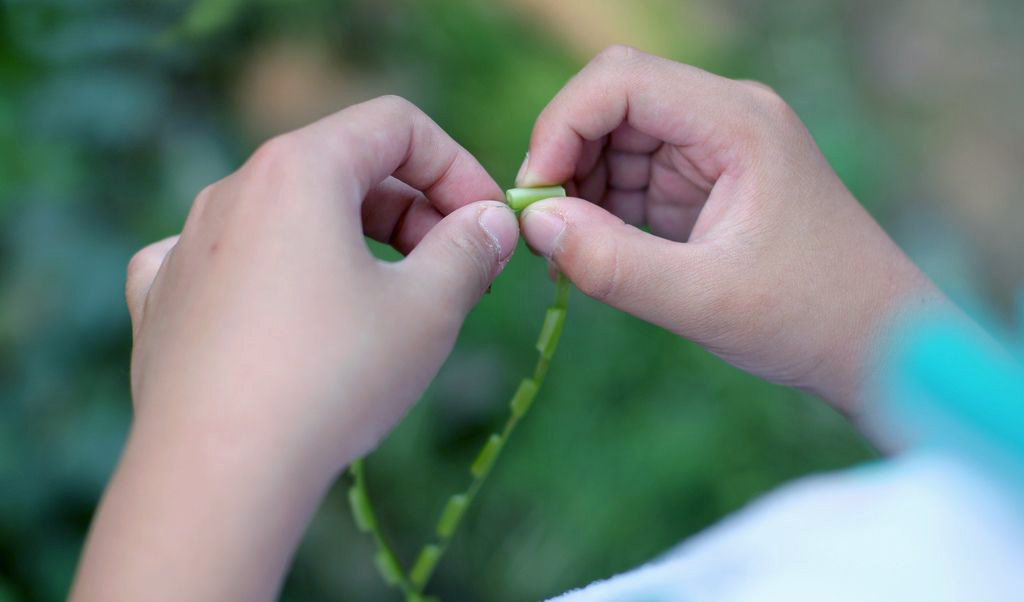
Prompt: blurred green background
<box><xmin>2</xmin><ymin>0</ymin><xmax>1022</xmax><ymax>600</ymax></box>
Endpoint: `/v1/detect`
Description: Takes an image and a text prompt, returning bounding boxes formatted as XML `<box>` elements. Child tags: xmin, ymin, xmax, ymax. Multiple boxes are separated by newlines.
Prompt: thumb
<box><xmin>402</xmin><ymin>201</ymin><xmax>518</xmax><ymax>316</ymax></box>
<box><xmin>520</xmin><ymin>197</ymin><xmax>716</xmax><ymax>334</ymax></box>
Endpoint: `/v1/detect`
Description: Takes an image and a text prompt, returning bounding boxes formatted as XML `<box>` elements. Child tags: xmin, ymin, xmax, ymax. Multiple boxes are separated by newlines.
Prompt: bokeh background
<box><xmin>1</xmin><ymin>0</ymin><xmax>1022</xmax><ymax>600</ymax></box>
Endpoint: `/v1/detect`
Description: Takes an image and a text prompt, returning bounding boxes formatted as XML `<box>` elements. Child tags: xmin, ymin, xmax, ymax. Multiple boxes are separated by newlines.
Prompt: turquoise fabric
<box><xmin>882</xmin><ymin>300</ymin><xmax>1024</xmax><ymax>495</ymax></box>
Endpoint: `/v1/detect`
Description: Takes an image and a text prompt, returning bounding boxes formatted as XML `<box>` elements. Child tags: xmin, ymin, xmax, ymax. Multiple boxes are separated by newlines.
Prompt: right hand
<box><xmin>516</xmin><ymin>46</ymin><xmax>947</xmax><ymax>418</ymax></box>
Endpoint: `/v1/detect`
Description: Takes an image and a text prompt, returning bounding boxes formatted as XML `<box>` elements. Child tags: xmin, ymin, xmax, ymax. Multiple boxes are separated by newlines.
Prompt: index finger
<box><xmin>295</xmin><ymin>95</ymin><xmax>503</xmax><ymax>216</ymax></box>
<box><xmin>520</xmin><ymin>46</ymin><xmax>765</xmax><ymax>188</ymax></box>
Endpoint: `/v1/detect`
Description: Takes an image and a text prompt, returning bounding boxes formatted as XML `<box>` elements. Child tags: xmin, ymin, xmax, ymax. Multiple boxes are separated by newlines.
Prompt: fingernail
<box><xmin>521</xmin><ymin>209</ymin><xmax>565</xmax><ymax>259</ymax></box>
<box><xmin>478</xmin><ymin>205</ymin><xmax>518</xmax><ymax>262</ymax></box>
<box><xmin>514</xmin><ymin>152</ymin><xmax>530</xmax><ymax>186</ymax></box>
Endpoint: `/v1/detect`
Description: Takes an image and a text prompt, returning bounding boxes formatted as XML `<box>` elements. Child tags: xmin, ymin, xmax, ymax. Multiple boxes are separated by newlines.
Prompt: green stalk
<box><xmin>348</xmin><ymin>186</ymin><xmax>570</xmax><ymax>601</ymax></box>
<box><xmin>406</xmin><ymin>272</ymin><xmax>570</xmax><ymax>593</ymax></box>
<box><xmin>505</xmin><ymin>185</ymin><xmax>566</xmax><ymax>211</ymax></box>
<box><xmin>347</xmin><ymin>459</ymin><xmax>427</xmax><ymax>601</ymax></box>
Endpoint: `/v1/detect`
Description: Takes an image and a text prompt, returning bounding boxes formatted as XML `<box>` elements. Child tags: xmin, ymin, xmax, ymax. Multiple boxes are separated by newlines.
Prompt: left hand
<box><xmin>71</xmin><ymin>95</ymin><xmax>517</xmax><ymax>601</ymax></box>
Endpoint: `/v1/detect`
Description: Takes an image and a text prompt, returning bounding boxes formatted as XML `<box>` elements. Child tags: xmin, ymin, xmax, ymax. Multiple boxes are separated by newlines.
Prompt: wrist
<box><xmin>811</xmin><ymin>263</ymin><xmax>951</xmax><ymax>430</ymax></box>
<box><xmin>73</xmin><ymin>404</ymin><xmax>335</xmax><ymax>601</ymax></box>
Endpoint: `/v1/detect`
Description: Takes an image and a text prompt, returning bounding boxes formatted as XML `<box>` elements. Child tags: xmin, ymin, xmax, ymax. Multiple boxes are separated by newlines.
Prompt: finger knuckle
<box><xmin>378</xmin><ymin>93</ymin><xmax>414</xmax><ymax>109</ymax></box>
<box><xmin>737</xmin><ymin>79</ymin><xmax>774</xmax><ymax>96</ymax></box>
<box><xmin>235</xmin><ymin>134</ymin><xmax>314</xmax><ymax>214</ymax></box>
<box><xmin>753</xmin><ymin>84</ymin><xmax>794</xmax><ymax>120</ymax></box>
<box><xmin>190</xmin><ymin>183</ymin><xmax>218</xmax><ymax>216</ymax></box>
<box><xmin>245</xmin><ymin>133</ymin><xmax>301</xmax><ymax>177</ymax></box>
<box><xmin>594</xmin><ymin>44</ymin><xmax>646</xmax><ymax>67</ymax></box>
<box><xmin>371</xmin><ymin>94</ymin><xmax>419</xmax><ymax>119</ymax></box>
<box><xmin>724</xmin><ymin>81</ymin><xmax>801</xmax><ymax>153</ymax></box>
<box><xmin>744</xmin><ymin>82</ymin><xmax>799</xmax><ymax>131</ymax></box>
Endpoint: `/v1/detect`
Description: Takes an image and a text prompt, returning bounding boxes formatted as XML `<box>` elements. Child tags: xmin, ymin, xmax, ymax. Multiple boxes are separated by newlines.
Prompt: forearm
<box><xmin>70</xmin><ymin>410</ymin><xmax>336</xmax><ymax>602</ymax></box>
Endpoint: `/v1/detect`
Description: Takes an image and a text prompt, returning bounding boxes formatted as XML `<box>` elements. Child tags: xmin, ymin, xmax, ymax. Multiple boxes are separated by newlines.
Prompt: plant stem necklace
<box><xmin>347</xmin><ymin>186</ymin><xmax>569</xmax><ymax>601</ymax></box>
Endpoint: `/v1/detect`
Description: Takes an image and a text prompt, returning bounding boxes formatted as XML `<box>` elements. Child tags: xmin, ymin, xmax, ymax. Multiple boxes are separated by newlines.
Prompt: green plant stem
<box><xmin>407</xmin><ymin>272</ymin><xmax>570</xmax><ymax>594</ymax></box>
<box><xmin>347</xmin><ymin>459</ymin><xmax>424</xmax><ymax>601</ymax></box>
<box><xmin>348</xmin><ymin>186</ymin><xmax>571</xmax><ymax>601</ymax></box>
<box><xmin>505</xmin><ymin>185</ymin><xmax>566</xmax><ymax>211</ymax></box>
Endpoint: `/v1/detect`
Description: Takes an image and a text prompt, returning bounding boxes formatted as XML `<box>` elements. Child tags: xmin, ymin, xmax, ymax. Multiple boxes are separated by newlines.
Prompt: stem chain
<box><xmin>348</xmin><ymin>274</ymin><xmax>570</xmax><ymax>601</ymax></box>
<box><xmin>348</xmin><ymin>187</ymin><xmax>569</xmax><ymax>601</ymax></box>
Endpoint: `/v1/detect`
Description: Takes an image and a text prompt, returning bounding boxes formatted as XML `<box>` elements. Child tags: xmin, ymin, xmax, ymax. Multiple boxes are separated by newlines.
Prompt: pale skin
<box><xmin>71</xmin><ymin>48</ymin><xmax>954</xmax><ymax>600</ymax></box>
<box><xmin>515</xmin><ymin>46</ymin><xmax>951</xmax><ymax>419</ymax></box>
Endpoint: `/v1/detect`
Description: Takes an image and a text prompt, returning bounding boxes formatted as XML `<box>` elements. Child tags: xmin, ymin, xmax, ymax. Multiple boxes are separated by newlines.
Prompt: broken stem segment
<box><xmin>505</xmin><ymin>185</ymin><xmax>566</xmax><ymax>211</ymax></box>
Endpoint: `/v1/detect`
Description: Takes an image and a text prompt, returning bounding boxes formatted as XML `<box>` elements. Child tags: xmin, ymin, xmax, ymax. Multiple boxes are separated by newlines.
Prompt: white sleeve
<box><xmin>548</xmin><ymin>451</ymin><xmax>1024</xmax><ymax>602</ymax></box>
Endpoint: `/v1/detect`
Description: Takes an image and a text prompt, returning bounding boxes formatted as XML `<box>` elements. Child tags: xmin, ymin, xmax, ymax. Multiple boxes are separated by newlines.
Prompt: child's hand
<box><xmin>517</xmin><ymin>47</ymin><xmax>945</xmax><ymax>417</ymax></box>
<box><xmin>72</xmin><ymin>96</ymin><xmax>516</xmax><ymax>601</ymax></box>
<box><xmin>126</xmin><ymin>95</ymin><xmax>515</xmax><ymax>467</ymax></box>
